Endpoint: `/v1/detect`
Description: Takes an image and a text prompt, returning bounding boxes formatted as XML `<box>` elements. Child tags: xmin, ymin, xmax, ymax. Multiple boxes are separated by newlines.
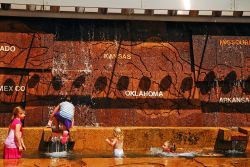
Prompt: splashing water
<box><xmin>46</xmin><ymin>136</ymin><xmax>68</xmax><ymax>158</ymax></box>
<box><xmin>225</xmin><ymin>140</ymin><xmax>245</xmax><ymax>155</ymax></box>
<box><xmin>76</xmin><ymin>104</ymin><xmax>97</xmax><ymax>126</ymax></box>
<box><xmin>149</xmin><ymin>147</ymin><xmax>196</xmax><ymax>158</ymax></box>
<box><xmin>45</xmin><ymin>151</ymin><xmax>68</xmax><ymax>158</ymax></box>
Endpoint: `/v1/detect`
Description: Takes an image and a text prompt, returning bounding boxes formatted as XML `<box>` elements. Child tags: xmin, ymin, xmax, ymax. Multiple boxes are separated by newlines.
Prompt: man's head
<box><xmin>65</xmin><ymin>95</ymin><xmax>71</xmax><ymax>102</ymax></box>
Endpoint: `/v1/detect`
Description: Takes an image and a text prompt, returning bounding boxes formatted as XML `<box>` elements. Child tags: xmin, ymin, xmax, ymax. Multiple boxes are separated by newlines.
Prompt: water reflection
<box><xmin>114</xmin><ymin>158</ymin><xmax>124</xmax><ymax>165</ymax></box>
<box><xmin>3</xmin><ymin>159</ymin><xmax>21</xmax><ymax>167</ymax></box>
<box><xmin>3</xmin><ymin>148</ymin><xmax>248</xmax><ymax>160</ymax></box>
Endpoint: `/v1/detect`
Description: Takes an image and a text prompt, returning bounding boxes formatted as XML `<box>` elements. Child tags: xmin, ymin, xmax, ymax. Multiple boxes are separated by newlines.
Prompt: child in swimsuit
<box><xmin>105</xmin><ymin>127</ymin><xmax>124</xmax><ymax>158</ymax></box>
<box><xmin>162</xmin><ymin>140</ymin><xmax>176</xmax><ymax>153</ymax></box>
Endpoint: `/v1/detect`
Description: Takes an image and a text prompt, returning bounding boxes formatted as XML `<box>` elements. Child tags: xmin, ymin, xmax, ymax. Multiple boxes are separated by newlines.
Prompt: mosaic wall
<box><xmin>0</xmin><ymin>19</ymin><xmax>250</xmax><ymax>127</ymax></box>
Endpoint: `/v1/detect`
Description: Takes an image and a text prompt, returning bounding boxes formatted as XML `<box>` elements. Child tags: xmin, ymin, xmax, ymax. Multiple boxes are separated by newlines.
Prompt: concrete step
<box><xmin>230</xmin><ymin>131</ymin><xmax>248</xmax><ymax>141</ymax></box>
<box><xmin>215</xmin><ymin>128</ymin><xmax>248</xmax><ymax>152</ymax></box>
<box><xmin>43</xmin><ymin>127</ymin><xmax>77</xmax><ymax>142</ymax></box>
<box><xmin>218</xmin><ymin>128</ymin><xmax>248</xmax><ymax>141</ymax></box>
<box><xmin>239</xmin><ymin>127</ymin><xmax>250</xmax><ymax>135</ymax></box>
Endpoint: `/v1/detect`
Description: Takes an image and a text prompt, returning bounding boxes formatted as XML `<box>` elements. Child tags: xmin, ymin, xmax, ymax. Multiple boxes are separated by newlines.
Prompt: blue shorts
<box><xmin>54</xmin><ymin>112</ymin><xmax>72</xmax><ymax>130</ymax></box>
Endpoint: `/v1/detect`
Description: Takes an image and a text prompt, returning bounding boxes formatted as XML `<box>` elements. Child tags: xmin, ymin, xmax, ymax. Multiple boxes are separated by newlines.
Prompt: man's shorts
<box><xmin>54</xmin><ymin>112</ymin><xmax>72</xmax><ymax>130</ymax></box>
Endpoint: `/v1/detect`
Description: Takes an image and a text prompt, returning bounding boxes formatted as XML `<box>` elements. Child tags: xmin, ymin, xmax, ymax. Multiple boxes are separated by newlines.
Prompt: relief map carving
<box><xmin>0</xmin><ymin>20</ymin><xmax>250</xmax><ymax>126</ymax></box>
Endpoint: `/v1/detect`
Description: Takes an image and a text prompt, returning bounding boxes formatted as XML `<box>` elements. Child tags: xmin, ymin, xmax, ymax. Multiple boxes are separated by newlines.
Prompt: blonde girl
<box><xmin>105</xmin><ymin>127</ymin><xmax>124</xmax><ymax>158</ymax></box>
<box><xmin>3</xmin><ymin>106</ymin><xmax>26</xmax><ymax>159</ymax></box>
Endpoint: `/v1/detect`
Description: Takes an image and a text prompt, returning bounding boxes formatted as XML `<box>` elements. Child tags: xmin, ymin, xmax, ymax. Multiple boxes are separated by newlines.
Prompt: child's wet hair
<box><xmin>11</xmin><ymin>106</ymin><xmax>25</xmax><ymax>120</ymax></box>
<box><xmin>164</xmin><ymin>141</ymin><xmax>170</xmax><ymax>145</ymax></box>
<box><xmin>113</xmin><ymin>127</ymin><xmax>124</xmax><ymax>140</ymax></box>
<box><xmin>163</xmin><ymin>140</ymin><xmax>176</xmax><ymax>151</ymax></box>
<box><xmin>114</xmin><ymin>127</ymin><xmax>121</xmax><ymax>133</ymax></box>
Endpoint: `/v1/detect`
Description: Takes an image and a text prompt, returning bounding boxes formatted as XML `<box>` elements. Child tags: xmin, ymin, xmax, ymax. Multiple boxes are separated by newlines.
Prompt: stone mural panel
<box><xmin>0</xmin><ymin>20</ymin><xmax>250</xmax><ymax>126</ymax></box>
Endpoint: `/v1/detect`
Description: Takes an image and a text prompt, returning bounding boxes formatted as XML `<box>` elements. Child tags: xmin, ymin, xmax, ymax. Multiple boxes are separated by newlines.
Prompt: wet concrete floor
<box><xmin>1</xmin><ymin>157</ymin><xmax>250</xmax><ymax>167</ymax></box>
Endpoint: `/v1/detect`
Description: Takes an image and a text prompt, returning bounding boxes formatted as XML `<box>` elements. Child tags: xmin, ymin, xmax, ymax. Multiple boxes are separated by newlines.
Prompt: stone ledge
<box><xmin>0</xmin><ymin>127</ymin><xmax>248</xmax><ymax>152</ymax></box>
<box><xmin>43</xmin><ymin>128</ymin><xmax>52</xmax><ymax>142</ymax></box>
<box><xmin>43</xmin><ymin>127</ymin><xmax>77</xmax><ymax>142</ymax></box>
<box><xmin>239</xmin><ymin>127</ymin><xmax>250</xmax><ymax>136</ymax></box>
<box><xmin>218</xmin><ymin>128</ymin><xmax>248</xmax><ymax>141</ymax></box>
<box><xmin>231</xmin><ymin>131</ymin><xmax>248</xmax><ymax>141</ymax></box>
<box><xmin>218</xmin><ymin>128</ymin><xmax>231</xmax><ymax>141</ymax></box>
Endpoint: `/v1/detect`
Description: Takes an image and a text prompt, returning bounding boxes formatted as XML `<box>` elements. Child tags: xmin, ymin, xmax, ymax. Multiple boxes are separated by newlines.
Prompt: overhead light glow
<box><xmin>183</xmin><ymin>0</ymin><xmax>191</xmax><ymax>10</ymax></box>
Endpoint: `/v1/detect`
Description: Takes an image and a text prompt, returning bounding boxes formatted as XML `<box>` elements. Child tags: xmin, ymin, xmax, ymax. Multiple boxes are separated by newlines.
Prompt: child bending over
<box><xmin>47</xmin><ymin>97</ymin><xmax>75</xmax><ymax>144</ymax></box>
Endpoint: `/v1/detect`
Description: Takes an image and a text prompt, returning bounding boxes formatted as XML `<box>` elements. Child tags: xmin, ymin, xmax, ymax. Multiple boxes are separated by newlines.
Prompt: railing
<box><xmin>0</xmin><ymin>0</ymin><xmax>250</xmax><ymax>22</ymax></box>
<box><xmin>1</xmin><ymin>0</ymin><xmax>250</xmax><ymax>11</ymax></box>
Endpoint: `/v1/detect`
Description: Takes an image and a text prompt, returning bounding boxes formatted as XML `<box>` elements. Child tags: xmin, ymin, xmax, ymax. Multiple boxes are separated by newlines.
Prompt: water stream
<box><xmin>46</xmin><ymin>136</ymin><xmax>68</xmax><ymax>158</ymax></box>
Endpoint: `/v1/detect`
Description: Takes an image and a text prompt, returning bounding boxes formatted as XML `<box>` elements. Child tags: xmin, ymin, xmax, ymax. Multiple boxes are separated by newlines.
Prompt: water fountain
<box><xmin>214</xmin><ymin>127</ymin><xmax>248</xmax><ymax>157</ymax></box>
<box><xmin>46</xmin><ymin>136</ymin><xmax>68</xmax><ymax>158</ymax></box>
<box><xmin>48</xmin><ymin>136</ymin><xmax>67</xmax><ymax>153</ymax></box>
<box><xmin>43</xmin><ymin>126</ymin><xmax>77</xmax><ymax>158</ymax></box>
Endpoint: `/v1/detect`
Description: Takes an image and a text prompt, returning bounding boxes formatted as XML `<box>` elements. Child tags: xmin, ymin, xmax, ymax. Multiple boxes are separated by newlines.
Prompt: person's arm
<box><xmin>14</xmin><ymin>124</ymin><xmax>23</xmax><ymax>151</ymax></box>
<box><xmin>47</xmin><ymin>105</ymin><xmax>60</xmax><ymax>127</ymax></box>
<box><xmin>171</xmin><ymin>143</ymin><xmax>176</xmax><ymax>152</ymax></box>
<box><xmin>7</xmin><ymin>125</ymin><xmax>10</xmax><ymax>135</ymax></box>
<box><xmin>49</xmin><ymin>105</ymin><xmax>60</xmax><ymax>120</ymax></box>
<box><xmin>21</xmin><ymin>138</ymin><xmax>26</xmax><ymax>151</ymax></box>
<box><xmin>71</xmin><ymin>107</ymin><xmax>75</xmax><ymax>127</ymax></box>
<box><xmin>105</xmin><ymin>138</ymin><xmax>117</xmax><ymax>147</ymax></box>
<box><xmin>71</xmin><ymin>118</ymin><xmax>74</xmax><ymax>127</ymax></box>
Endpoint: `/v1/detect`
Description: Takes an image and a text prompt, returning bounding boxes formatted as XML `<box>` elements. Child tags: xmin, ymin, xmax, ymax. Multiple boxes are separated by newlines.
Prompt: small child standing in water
<box><xmin>3</xmin><ymin>106</ymin><xmax>26</xmax><ymax>159</ymax></box>
<box><xmin>105</xmin><ymin>127</ymin><xmax>124</xmax><ymax>158</ymax></box>
<box><xmin>162</xmin><ymin>141</ymin><xmax>176</xmax><ymax>153</ymax></box>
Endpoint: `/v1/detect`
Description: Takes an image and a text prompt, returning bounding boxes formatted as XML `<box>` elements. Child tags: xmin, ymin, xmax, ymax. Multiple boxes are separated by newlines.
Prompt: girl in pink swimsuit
<box><xmin>3</xmin><ymin>106</ymin><xmax>26</xmax><ymax>159</ymax></box>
